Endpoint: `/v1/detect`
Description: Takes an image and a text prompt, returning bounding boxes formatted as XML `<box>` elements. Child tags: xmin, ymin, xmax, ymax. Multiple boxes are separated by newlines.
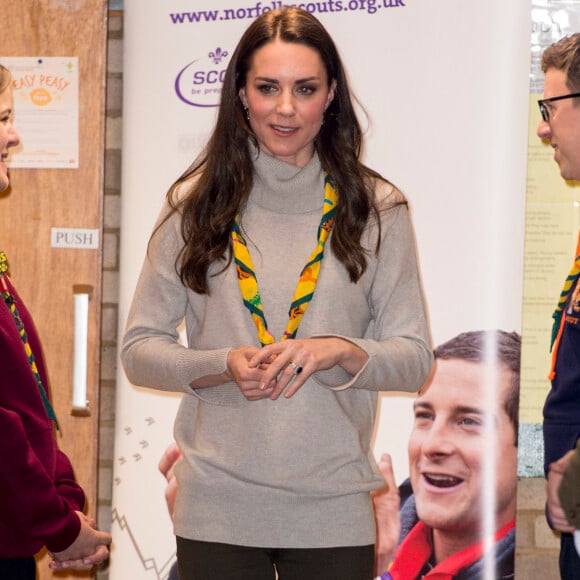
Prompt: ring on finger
<box><xmin>289</xmin><ymin>361</ymin><xmax>303</xmax><ymax>375</ymax></box>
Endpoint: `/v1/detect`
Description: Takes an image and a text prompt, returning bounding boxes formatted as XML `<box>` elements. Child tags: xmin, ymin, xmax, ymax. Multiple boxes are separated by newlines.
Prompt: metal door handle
<box><xmin>72</xmin><ymin>284</ymin><xmax>92</xmax><ymax>416</ymax></box>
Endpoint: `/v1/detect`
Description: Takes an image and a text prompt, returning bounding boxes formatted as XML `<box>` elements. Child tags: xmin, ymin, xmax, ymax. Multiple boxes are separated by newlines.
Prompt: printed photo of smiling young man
<box><xmin>372</xmin><ymin>330</ymin><xmax>520</xmax><ymax>580</ymax></box>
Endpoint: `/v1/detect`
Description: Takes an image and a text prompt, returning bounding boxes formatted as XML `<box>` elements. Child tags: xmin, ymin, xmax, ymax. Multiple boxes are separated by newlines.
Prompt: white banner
<box><xmin>112</xmin><ymin>1</ymin><xmax>530</xmax><ymax>577</ymax></box>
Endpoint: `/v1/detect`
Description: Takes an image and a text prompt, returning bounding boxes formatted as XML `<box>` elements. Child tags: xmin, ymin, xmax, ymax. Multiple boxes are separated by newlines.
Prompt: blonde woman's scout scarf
<box><xmin>0</xmin><ymin>251</ymin><xmax>59</xmax><ymax>427</ymax></box>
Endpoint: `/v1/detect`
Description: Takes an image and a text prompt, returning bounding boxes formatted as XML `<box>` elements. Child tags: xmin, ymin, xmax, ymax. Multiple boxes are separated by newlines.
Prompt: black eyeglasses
<box><xmin>538</xmin><ymin>92</ymin><xmax>580</xmax><ymax>122</ymax></box>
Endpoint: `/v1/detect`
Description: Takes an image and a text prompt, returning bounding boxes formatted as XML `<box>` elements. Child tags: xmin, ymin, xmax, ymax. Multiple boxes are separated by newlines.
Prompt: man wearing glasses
<box><xmin>537</xmin><ymin>32</ymin><xmax>580</xmax><ymax>580</ymax></box>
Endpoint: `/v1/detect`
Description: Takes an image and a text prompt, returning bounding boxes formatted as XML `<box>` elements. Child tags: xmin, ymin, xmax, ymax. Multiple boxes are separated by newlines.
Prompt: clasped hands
<box><xmin>48</xmin><ymin>511</ymin><xmax>111</xmax><ymax>571</ymax></box>
<box><xmin>226</xmin><ymin>339</ymin><xmax>318</xmax><ymax>401</ymax></box>
<box><xmin>226</xmin><ymin>337</ymin><xmax>367</xmax><ymax>401</ymax></box>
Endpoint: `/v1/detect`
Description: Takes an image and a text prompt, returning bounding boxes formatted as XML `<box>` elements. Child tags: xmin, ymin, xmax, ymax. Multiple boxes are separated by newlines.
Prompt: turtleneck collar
<box><xmin>250</xmin><ymin>146</ymin><xmax>325</xmax><ymax>215</ymax></box>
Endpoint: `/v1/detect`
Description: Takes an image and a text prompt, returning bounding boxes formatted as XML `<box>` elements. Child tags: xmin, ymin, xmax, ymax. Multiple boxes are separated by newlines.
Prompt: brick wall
<box><xmin>516</xmin><ymin>478</ymin><xmax>560</xmax><ymax>577</ymax></box>
<box><xmin>99</xmin><ymin>10</ymin><xmax>562</xmax><ymax>579</ymax></box>
<box><xmin>97</xmin><ymin>11</ymin><xmax>123</xmax><ymax>579</ymax></box>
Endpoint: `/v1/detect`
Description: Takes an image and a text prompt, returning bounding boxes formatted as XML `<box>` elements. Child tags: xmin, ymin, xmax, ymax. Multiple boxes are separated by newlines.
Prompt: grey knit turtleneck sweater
<box><xmin>122</xmin><ymin>149</ymin><xmax>432</xmax><ymax>549</ymax></box>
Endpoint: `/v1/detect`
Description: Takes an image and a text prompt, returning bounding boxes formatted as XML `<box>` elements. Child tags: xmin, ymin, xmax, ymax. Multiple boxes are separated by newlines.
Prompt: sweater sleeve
<box><xmin>0</xmin><ymin>406</ymin><xmax>82</xmax><ymax>552</ymax></box>
<box><xmin>121</xmin><ymin>206</ymin><xmax>231</xmax><ymax>392</ymax></box>
<box><xmin>53</xmin><ymin>447</ymin><xmax>86</xmax><ymax>512</ymax></box>
<box><xmin>313</xmin><ymin>186</ymin><xmax>433</xmax><ymax>393</ymax></box>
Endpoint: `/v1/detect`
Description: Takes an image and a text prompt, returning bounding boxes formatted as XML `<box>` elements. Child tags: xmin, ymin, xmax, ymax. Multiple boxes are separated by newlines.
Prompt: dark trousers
<box><xmin>176</xmin><ymin>537</ymin><xmax>374</xmax><ymax>580</ymax></box>
<box><xmin>0</xmin><ymin>557</ymin><xmax>36</xmax><ymax>580</ymax></box>
<box><xmin>560</xmin><ymin>533</ymin><xmax>580</xmax><ymax>580</ymax></box>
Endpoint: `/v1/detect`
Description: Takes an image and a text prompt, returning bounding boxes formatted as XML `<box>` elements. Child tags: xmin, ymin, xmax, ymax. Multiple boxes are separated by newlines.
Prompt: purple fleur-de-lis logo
<box><xmin>209</xmin><ymin>47</ymin><xmax>228</xmax><ymax>64</ymax></box>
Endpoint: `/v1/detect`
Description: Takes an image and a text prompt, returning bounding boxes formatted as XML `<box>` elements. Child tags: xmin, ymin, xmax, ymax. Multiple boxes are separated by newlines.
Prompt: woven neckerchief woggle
<box><xmin>0</xmin><ymin>251</ymin><xmax>59</xmax><ymax>427</ymax></box>
<box><xmin>231</xmin><ymin>173</ymin><xmax>338</xmax><ymax>347</ymax></box>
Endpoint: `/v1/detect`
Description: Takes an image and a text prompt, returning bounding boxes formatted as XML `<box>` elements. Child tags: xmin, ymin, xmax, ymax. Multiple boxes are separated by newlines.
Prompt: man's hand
<box><xmin>372</xmin><ymin>454</ymin><xmax>401</xmax><ymax>576</ymax></box>
<box><xmin>547</xmin><ymin>450</ymin><xmax>576</xmax><ymax>533</ymax></box>
<box><xmin>159</xmin><ymin>442</ymin><xmax>183</xmax><ymax>518</ymax></box>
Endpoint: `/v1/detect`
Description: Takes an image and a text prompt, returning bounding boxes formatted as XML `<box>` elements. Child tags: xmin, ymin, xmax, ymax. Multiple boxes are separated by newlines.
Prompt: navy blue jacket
<box><xmin>543</xmin><ymin>277</ymin><xmax>580</xmax><ymax>478</ymax></box>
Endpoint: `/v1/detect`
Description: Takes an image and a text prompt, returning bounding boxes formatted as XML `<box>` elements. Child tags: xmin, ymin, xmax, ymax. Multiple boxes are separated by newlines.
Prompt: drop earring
<box><xmin>243</xmin><ymin>106</ymin><xmax>250</xmax><ymax>121</ymax></box>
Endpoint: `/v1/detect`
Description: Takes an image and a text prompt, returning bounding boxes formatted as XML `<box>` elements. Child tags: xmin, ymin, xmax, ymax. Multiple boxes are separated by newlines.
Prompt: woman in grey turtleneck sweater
<box><xmin>122</xmin><ymin>7</ymin><xmax>432</xmax><ymax>580</ymax></box>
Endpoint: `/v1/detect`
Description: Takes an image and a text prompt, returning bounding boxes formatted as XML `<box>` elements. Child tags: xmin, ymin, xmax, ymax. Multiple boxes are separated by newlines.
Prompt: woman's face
<box><xmin>0</xmin><ymin>86</ymin><xmax>20</xmax><ymax>192</ymax></box>
<box><xmin>239</xmin><ymin>39</ymin><xmax>335</xmax><ymax>168</ymax></box>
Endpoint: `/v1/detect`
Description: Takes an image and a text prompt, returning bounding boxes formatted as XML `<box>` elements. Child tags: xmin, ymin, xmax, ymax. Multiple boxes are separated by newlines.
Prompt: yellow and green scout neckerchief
<box><xmin>0</xmin><ymin>251</ymin><xmax>59</xmax><ymax>427</ymax></box>
<box><xmin>549</xmin><ymin>231</ymin><xmax>580</xmax><ymax>380</ymax></box>
<box><xmin>231</xmin><ymin>174</ymin><xmax>338</xmax><ymax>347</ymax></box>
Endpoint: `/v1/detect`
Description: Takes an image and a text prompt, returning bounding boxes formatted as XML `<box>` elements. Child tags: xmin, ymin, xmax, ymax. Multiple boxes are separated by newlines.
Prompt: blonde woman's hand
<box><xmin>49</xmin><ymin>512</ymin><xmax>111</xmax><ymax>570</ymax></box>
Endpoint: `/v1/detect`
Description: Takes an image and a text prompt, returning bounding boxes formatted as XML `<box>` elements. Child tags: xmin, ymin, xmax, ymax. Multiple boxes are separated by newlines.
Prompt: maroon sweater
<box><xmin>0</xmin><ymin>273</ymin><xmax>83</xmax><ymax>558</ymax></box>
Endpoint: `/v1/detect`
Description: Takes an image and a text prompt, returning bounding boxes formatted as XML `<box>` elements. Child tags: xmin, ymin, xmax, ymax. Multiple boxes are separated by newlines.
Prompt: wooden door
<box><xmin>0</xmin><ymin>1</ymin><xmax>107</xmax><ymax>578</ymax></box>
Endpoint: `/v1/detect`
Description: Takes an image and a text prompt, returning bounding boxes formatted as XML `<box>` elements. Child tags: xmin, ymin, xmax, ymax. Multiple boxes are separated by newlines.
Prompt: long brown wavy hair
<box><xmin>160</xmin><ymin>6</ymin><xmax>402</xmax><ymax>294</ymax></box>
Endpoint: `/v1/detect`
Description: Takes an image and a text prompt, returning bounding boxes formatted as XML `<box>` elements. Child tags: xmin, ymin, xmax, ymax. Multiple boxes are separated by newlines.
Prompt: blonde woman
<box><xmin>0</xmin><ymin>64</ymin><xmax>110</xmax><ymax>579</ymax></box>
